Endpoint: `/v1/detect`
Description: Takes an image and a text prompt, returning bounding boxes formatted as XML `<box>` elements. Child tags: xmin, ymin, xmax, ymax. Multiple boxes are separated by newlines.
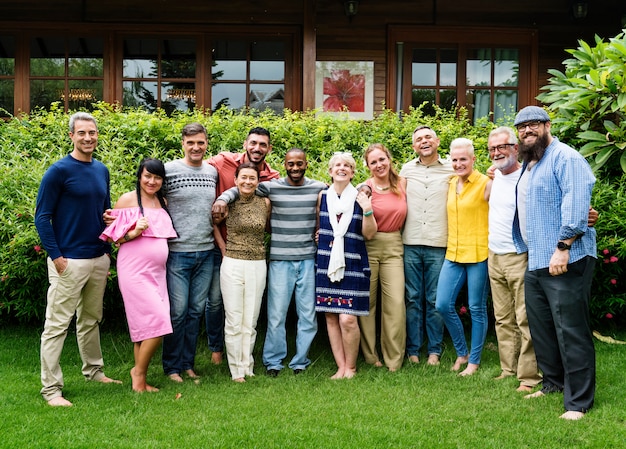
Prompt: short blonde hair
<box><xmin>328</xmin><ymin>152</ymin><xmax>356</xmax><ymax>171</ymax></box>
<box><xmin>449</xmin><ymin>137</ymin><xmax>474</xmax><ymax>156</ymax></box>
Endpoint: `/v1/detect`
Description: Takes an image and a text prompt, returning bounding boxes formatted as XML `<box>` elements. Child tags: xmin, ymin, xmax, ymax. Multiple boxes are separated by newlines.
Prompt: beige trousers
<box><xmin>488</xmin><ymin>250</ymin><xmax>542</xmax><ymax>387</ymax></box>
<box><xmin>359</xmin><ymin>231</ymin><xmax>406</xmax><ymax>371</ymax></box>
<box><xmin>40</xmin><ymin>254</ymin><xmax>110</xmax><ymax>401</ymax></box>
<box><xmin>221</xmin><ymin>257</ymin><xmax>266</xmax><ymax>380</ymax></box>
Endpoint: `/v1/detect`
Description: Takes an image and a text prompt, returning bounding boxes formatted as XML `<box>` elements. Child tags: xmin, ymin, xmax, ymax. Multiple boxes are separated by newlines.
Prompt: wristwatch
<box><xmin>557</xmin><ymin>241</ymin><xmax>571</xmax><ymax>251</ymax></box>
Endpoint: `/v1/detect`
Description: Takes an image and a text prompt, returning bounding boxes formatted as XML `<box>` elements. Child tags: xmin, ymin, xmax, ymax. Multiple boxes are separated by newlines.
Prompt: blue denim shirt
<box><xmin>513</xmin><ymin>137</ymin><xmax>597</xmax><ymax>271</ymax></box>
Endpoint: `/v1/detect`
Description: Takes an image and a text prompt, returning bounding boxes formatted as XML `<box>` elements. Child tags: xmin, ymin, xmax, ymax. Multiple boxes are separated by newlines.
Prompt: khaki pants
<box><xmin>488</xmin><ymin>251</ymin><xmax>541</xmax><ymax>387</ymax></box>
<box><xmin>360</xmin><ymin>231</ymin><xmax>406</xmax><ymax>371</ymax></box>
<box><xmin>40</xmin><ymin>254</ymin><xmax>110</xmax><ymax>401</ymax></box>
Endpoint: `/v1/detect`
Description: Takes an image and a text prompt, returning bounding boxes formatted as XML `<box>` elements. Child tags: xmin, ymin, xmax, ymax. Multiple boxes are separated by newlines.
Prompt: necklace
<box><xmin>375</xmin><ymin>184</ymin><xmax>390</xmax><ymax>191</ymax></box>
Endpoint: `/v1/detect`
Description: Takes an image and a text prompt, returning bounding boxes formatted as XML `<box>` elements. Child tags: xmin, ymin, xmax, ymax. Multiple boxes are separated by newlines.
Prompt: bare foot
<box><xmin>373</xmin><ymin>361</ymin><xmax>383</xmax><ymax>368</ymax></box>
<box><xmin>343</xmin><ymin>369</ymin><xmax>357</xmax><ymax>379</ymax></box>
<box><xmin>95</xmin><ymin>375</ymin><xmax>122</xmax><ymax>384</ymax></box>
<box><xmin>232</xmin><ymin>377</ymin><xmax>245</xmax><ymax>383</ymax></box>
<box><xmin>459</xmin><ymin>363</ymin><xmax>479</xmax><ymax>377</ymax></box>
<box><xmin>388</xmin><ymin>367</ymin><xmax>397</xmax><ymax>372</ymax></box>
<box><xmin>145</xmin><ymin>384</ymin><xmax>160</xmax><ymax>392</ymax></box>
<box><xmin>427</xmin><ymin>354</ymin><xmax>440</xmax><ymax>366</ymax></box>
<box><xmin>524</xmin><ymin>390</ymin><xmax>545</xmax><ymax>399</ymax></box>
<box><xmin>330</xmin><ymin>369</ymin><xmax>345</xmax><ymax>379</ymax></box>
<box><xmin>48</xmin><ymin>396</ymin><xmax>73</xmax><ymax>407</ymax></box>
<box><xmin>560</xmin><ymin>411</ymin><xmax>585</xmax><ymax>420</ymax></box>
<box><xmin>168</xmin><ymin>373</ymin><xmax>184</xmax><ymax>383</ymax></box>
<box><xmin>451</xmin><ymin>356</ymin><xmax>469</xmax><ymax>372</ymax></box>
<box><xmin>131</xmin><ymin>367</ymin><xmax>147</xmax><ymax>392</ymax></box>
<box><xmin>494</xmin><ymin>373</ymin><xmax>513</xmax><ymax>380</ymax></box>
<box><xmin>211</xmin><ymin>351</ymin><xmax>223</xmax><ymax>365</ymax></box>
<box><xmin>516</xmin><ymin>385</ymin><xmax>533</xmax><ymax>393</ymax></box>
<box><xmin>408</xmin><ymin>355</ymin><xmax>419</xmax><ymax>364</ymax></box>
<box><xmin>184</xmin><ymin>369</ymin><xmax>199</xmax><ymax>379</ymax></box>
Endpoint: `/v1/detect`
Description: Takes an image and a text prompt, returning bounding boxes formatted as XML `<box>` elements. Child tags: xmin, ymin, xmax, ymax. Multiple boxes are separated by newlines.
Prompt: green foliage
<box><xmin>589</xmin><ymin>176</ymin><xmax>626</xmax><ymax>325</ymax></box>
<box><xmin>537</xmin><ymin>30</ymin><xmax>626</xmax><ymax>176</ymax></box>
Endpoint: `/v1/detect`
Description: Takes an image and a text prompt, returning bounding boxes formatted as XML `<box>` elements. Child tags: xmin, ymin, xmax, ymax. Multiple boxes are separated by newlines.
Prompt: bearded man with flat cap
<box><xmin>511</xmin><ymin>105</ymin><xmax>597</xmax><ymax>421</ymax></box>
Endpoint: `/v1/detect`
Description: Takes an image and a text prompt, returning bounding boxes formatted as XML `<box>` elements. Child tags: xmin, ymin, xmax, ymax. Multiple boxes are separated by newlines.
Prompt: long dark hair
<box><xmin>135</xmin><ymin>158</ymin><xmax>168</xmax><ymax>216</ymax></box>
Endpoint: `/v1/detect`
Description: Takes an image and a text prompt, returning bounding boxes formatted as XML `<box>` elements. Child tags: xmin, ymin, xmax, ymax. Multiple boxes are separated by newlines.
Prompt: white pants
<box><xmin>220</xmin><ymin>257</ymin><xmax>267</xmax><ymax>380</ymax></box>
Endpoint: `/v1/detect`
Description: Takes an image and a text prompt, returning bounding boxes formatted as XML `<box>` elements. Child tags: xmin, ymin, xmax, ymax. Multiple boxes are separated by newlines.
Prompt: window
<box><xmin>123</xmin><ymin>38</ymin><xmax>197</xmax><ymax>115</ymax></box>
<box><xmin>0</xmin><ymin>36</ymin><xmax>15</xmax><ymax>118</ymax></box>
<box><xmin>390</xmin><ymin>26</ymin><xmax>535</xmax><ymax>123</ymax></box>
<box><xmin>212</xmin><ymin>40</ymin><xmax>285</xmax><ymax>114</ymax></box>
<box><xmin>30</xmin><ymin>37</ymin><xmax>104</xmax><ymax>112</ymax></box>
<box><xmin>466</xmin><ymin>48</ymin><xmax>519</xmax><ymax>123</ymax></box>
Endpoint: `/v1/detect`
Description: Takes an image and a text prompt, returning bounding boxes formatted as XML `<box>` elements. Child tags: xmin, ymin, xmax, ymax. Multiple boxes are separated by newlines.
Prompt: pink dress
<box><xmin>100</xmin><ymin>207</ymin><xmax>177</xmax><ymax>342</ymax></box>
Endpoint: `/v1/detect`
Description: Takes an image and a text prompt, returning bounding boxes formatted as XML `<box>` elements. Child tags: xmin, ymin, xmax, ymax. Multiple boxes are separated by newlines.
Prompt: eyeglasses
<box><xmin>488</xmin><ymin>143</ymin><xmax>516</xmax><ymax>154</ymax></box>
<box><xmin>516</xmin><ymin>121</ymin><xmax>544</xmax><ymax>132</ymax></box>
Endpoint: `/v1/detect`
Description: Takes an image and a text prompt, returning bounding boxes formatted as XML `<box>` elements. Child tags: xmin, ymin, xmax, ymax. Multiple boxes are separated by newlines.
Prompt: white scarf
<box><xmin>326</xmin><ymin>183</ymin><xmax>358</xmax><ymax>282</ymax></box>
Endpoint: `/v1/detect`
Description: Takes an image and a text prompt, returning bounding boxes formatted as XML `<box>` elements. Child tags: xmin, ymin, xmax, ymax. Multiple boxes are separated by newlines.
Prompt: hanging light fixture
<box><xmin>571</xmin><ymin>1</ymin><xmax>588</xmax><ymax>20</ymax></box>
<box><xmin>344</xmin><ymin>0</ymin><xmax>359</xmax><ymax>18</ymax></box>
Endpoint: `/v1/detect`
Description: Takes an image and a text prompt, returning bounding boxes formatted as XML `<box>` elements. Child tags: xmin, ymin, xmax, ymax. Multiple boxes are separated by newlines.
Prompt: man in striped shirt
<box><xmin>214</xmin><ymin>148</ymin><xmax>326</xmax><ymax>376</ymax></box>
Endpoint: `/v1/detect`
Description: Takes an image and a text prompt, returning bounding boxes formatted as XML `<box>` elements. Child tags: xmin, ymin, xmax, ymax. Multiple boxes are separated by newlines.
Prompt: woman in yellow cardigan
<box><xmin>435</xmin><ymin>138</ymin><xmax>492</xmax><ymax>376</ymax></box>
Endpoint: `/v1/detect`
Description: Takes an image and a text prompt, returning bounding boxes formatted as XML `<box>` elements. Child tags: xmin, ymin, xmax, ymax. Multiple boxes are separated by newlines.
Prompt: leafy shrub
<box><xmin>0</xmin><ymin>103</ymin><xmax>498</xmax><ymax>324</ymax></box>
<box><xmin>537</xmin><ymin>30</ymin><xmax>626</xmax><ymax>176</ymax></box>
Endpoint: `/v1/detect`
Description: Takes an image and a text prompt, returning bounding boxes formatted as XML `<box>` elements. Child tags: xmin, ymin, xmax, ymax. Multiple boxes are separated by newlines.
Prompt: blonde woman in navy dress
<box><xmin>315</xmin><ymin>152</ymin><xmax>377</xmax><ymax>379</ymax></box>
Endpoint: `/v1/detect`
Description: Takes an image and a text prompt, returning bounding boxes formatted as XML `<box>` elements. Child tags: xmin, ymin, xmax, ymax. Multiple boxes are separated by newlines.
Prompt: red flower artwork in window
<box><xmin>323</xmin><ymin>69</ymin><xmax>365</xmax><ymax>112</ymax></box>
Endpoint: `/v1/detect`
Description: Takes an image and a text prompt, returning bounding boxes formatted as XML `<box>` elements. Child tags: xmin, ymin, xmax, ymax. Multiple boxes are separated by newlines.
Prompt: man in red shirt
<box><xmin>204</xmin><ymin>127</ymin><xmax>279</xmax><ymax>364</ymax></box>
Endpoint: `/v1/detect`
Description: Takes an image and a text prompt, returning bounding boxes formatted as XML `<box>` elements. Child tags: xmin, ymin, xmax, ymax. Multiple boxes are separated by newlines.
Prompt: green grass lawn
<box><xmin>1</xmin><ymin>322</ymin><xmax>625</xmax><ymax>449</ymax></box>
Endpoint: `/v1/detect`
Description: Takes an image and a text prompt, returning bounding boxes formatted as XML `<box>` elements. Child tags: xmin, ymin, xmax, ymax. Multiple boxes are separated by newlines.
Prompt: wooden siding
<box><xmin>1</xmin><ymin>0</ymin><xmax>624</xmax><ymax>113</ymax></box>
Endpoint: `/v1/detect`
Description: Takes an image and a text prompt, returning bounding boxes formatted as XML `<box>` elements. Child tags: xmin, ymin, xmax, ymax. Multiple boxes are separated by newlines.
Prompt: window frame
<box><xmin>387</xmin><ymin>25</ymin><xmax>538</xmax><ymax>118</ymax></box>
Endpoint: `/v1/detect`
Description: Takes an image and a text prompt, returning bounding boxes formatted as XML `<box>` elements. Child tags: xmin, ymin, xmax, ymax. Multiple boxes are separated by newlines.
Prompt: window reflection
<box><xmin>212</xmin><ymin>40</ymin><xmax>285</xmax><ymax>114</ymax></box>
<box><xmin>0</xmin><ymin>36</ymin><xmax>15</xmax><ymax>116</ymax></box>
<box><xmin>123</xmin><ymin>38</ymin><xmax>196</xmax><ymax>114</ymax></box>
<box><xmin>411</xmin><ymin>48</ymin><xmax>457</xmax><ymax>113</ymax></box>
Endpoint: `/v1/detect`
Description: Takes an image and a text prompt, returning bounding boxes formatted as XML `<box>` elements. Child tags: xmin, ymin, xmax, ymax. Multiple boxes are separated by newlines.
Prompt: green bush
<box><xmin>0</xmin><ymin>104</ymin><xmax>495</xmax><ymax>324</ymax></box>
<box><xmin>3</xmin><ymin>102</ymin><xmax>622</xmax><ymax>327</ymax></box>
<box><xmin>537</xmin><ymin>30</ymin><xmax>626</xmax><ymax>176</ymax></box>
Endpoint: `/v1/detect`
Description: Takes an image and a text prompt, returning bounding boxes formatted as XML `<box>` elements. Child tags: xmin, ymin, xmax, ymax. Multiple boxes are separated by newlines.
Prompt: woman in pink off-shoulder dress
<box><xmin>100</xmin><ymin>158</ymin><xmax>177</xmax><ymax>392</ymax></box>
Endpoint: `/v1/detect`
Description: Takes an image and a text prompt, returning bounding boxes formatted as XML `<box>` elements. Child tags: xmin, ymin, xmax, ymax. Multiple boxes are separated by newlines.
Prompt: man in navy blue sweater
<box><xmin>35</xmin><ymin>112</ymin><xmax>121</xmax><ymax>407</ymax></box>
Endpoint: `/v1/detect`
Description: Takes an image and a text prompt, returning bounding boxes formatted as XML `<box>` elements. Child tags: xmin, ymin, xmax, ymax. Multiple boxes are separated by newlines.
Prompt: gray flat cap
<box><xmin>514</xmin><ymin>106</ymin><xmax>550</xmax><ymax>126</ymax></box>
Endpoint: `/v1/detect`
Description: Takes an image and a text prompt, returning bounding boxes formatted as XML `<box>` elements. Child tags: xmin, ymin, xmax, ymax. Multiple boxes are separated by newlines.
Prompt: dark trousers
<box><xmin>525</xmin><ymin>256</ymin><xmax>596</xmax><ymax>413</ymax></box>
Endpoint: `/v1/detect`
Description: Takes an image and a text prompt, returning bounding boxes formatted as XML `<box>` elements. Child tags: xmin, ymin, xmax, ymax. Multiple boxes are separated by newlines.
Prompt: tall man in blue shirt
<box><xmin>512</xmin><ymin>106</ymin><xmax>597</xmax><ymax>420</ymax></box>
<box><xmin>35</xmin><ymin>112</ymin><xmax>121</xmax><ymax>407</ymax></box>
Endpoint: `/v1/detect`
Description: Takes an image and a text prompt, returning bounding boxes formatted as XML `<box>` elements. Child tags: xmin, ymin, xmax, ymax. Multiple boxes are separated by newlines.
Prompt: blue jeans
<box><xmin>404</xmin><ymin>245</ymin><xmax>445</xmax><ymax>357</ymax></box>
<box><xmin>435</xmin><ymin>259</ymin><xmax>489</xmax><ymax>365</ymax></box>
<box><xmin>262</xmin><ymin>259</ymin><xmax>317</xmax><ymax>371</ymax></box>
<box><xmin>162</xmin><ymin>250</ymin><xmax>213</xmax><ymax>375</ymax></box>
<box><xmin>205</xmin><ymin>247</ymin><xmax>224</xmax><ymax>353</ymax></box>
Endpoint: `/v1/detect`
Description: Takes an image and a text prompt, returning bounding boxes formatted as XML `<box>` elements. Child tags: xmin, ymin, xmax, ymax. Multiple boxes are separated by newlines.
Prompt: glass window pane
<box><xmin>249</xmin><ymin>83</ymin><xmax>284</xmax><ymax>114</ymax></box>
<box><xmin>67</xmin><ymin>80</ymin><xmax>102</xmax><ymax>111</ymax></box>
<box><xmin>123</xmin><ymin>80</ymin><xmax>158</xmax><ymax>112</ymax></box>
<box><xmin>67</xmin><ymin>38</ymin><xmax>103</xmax><ymax>77</ymax></box>
<box><xmin>411</xmin><ymin>88</ymin><xmax>436</xmax><ymax>115</ymax></box>
<box><xmin>440</xmin><ymin>49</ymin><xmax>457</xmax><ymax>86</ymax></box>
<box><xmin>440</xmin><ymin>89</ymin><xmax>457</xmax><ymax>110</ymax></box>
<box><xmin>30</xmin><ymin>37</ymin><xmax>66</xmax><ymax>77</ymax></box>
<box><xmin>495</xmin><ymin>48</ymin><xmax>519</xmax><ymax>87</ymax></box>
<box><xmin>250</xmin><ymin>61</ymin><xmax>284</xmax><ymax>81</ymax></box>
<box><xmin>0</xmin><ymin>36</ymin><xmax>15</xmax><ymax>76</ymax></box>
<box><xmin>123</xmin><ymin>39</ymin><xmax>158</xmax><ymax>78</ymax></box>
<box><xmin>212</xmin><ymin>83</ymin><xmax>246</xmax><ymax>110</ymax></box>
<box><xmin>0</xmin><ymin>79</ymin><xmax>14</xmax><ymax>117</ymax></box>
<box><xmin>213</xmin><ymin>41</ymin><xmax>247</xmax><ymax>79</ymax></box>
<box><xmin>161</xmin><ymin>39</ymin><xmax>196</xmax><ymax>79</ymax></box>
<box><xmin>162</xmin><ymin>82</ymin><xmax>196</xmax><ymax>114</ymax></box>
<box><xmin>30</xmin><ymin>79</ymin><xmax>64</xmax><ymax>110</ymax></box>
<box><xmin>467</xmin><ymin>48</ymin><xmax>491</xmax><ymax>86</ymax></box>
<box><xmin>494</xmin><ymin>90</ymin><xmax>518</xmax><ymax>122</ymax></box>
<box><xmin>467</xmin><ymin>89</ymin><xmax>491</xmax><ymax>123</ymax></box>
<box><xmin>412</xmin><ymin>49</ymin><xmax>436</xmax><ymax>86</ymax></box>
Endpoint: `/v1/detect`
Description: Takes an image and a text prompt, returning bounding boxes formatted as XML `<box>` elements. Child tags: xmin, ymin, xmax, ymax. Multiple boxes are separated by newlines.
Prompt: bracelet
<box><xmin>363</xmin><ymin>210</ymin><xmax>374</xmax><ymax>217</ymax></box>
<box><xmin>123</xmin><ymin>233</ymin><xmax>131</xmax><ymax>242</ymax></box>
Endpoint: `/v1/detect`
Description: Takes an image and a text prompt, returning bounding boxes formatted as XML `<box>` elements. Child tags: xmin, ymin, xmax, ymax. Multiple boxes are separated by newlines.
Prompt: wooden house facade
<box><xmin>0</xmin><ymin>0</ymin><xmax>623</xmax><ymax>121</ymax></box>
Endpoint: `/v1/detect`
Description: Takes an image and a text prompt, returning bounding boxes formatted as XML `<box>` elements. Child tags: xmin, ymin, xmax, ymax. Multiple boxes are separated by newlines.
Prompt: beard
<box><xmin>518</xmin><ymin>132</ymin><xmax>550</xmax><ymax>164</ymax></box>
